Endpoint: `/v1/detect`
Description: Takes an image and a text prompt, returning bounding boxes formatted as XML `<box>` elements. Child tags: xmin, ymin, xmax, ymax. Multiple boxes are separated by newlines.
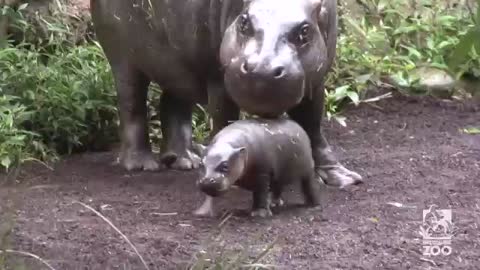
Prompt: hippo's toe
<box><xmin>250</xmin><ymin>208</ymin><xmax>273</xmax><ymax>218</ymax></box>
<box><xmin>316</xmin><ymin>163</ymin><xmax>363</xmax><ymax>188</ymax></box>
<box><xmin>118</xmin><ymin>151</ymin><xmax>161</xmax><ymax>171</ymax></box>
<box><xmin>161</xmin><ymin>150</ymin><xmax>201</xmax><ymax>170</ymax></box>
<box><xmin>270</xmin><ymin>197</ymin><xmax>284</xmax><ymax>208</ymax></box>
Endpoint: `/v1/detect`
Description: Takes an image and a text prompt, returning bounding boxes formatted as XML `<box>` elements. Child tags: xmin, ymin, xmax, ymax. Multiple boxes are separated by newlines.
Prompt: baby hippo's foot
<box><xmin>250</xmin><ymin>208</ymin><xmax>273</xmax><ymax>218</ymax></box>
<box><xmin>193</xmin><ymin>196</ymin><xmax>215</xmax><ymax>217</ymax></box>
<box><xmin>161</xmin><ymin>149</ymin><xmax>201</xmax><ymax>170</ymax></box>
<box><xmin>118</xmin><ymin>150</ymin><xmax>161</xmax><ymax>171</ymax></box>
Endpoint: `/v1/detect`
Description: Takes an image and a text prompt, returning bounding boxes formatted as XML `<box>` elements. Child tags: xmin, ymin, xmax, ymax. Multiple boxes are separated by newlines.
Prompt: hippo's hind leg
<box><xmin>159</xmin><ymin>94</ymin><xmax>200</xmax><ymax>170</ymax></box>
<box><xmin>288</xmin><ymin>83</ymin><xmax>363</xmax><ymax>188</ymax></box>
<box><xmin>113</xmin><ymin>64</ymin><xmax>159</xmax><ymax>171</ymax></box>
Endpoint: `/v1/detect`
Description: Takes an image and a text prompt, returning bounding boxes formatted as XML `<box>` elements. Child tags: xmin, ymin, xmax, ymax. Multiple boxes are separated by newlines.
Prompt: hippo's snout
<box><xmin>197</xmin><ymin>177</ymin><xmax>229</xmax><ymax>197</ymax></box>
<box><xmin>240</xmin><ymin>57</ymin><xmax>286</xmax><ymax>80</ymax></box>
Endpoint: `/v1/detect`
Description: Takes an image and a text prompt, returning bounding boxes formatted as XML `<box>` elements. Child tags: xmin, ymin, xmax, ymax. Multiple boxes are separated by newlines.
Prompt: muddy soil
<box><xmin>1</xmin><ymin>92</ymin><xmax>479</xmax><ymax>270</ymax></box>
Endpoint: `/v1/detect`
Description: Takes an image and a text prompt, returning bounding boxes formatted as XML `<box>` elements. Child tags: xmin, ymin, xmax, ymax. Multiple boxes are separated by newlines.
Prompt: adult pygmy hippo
<box><xmin>90</xmin><ymin>0</ymin><xmax>363</xmax><ymax>187</ymax></box>
<box><xmin>194</xmin><ymin>117</ymin><xmax>323</xmax><ymax>217</ymax></box>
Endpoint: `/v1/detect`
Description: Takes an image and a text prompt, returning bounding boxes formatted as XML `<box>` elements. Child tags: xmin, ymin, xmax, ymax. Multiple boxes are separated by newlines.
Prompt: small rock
<box><xmin>416</xmin><ymin>67</ymin><xmax>456</xmax><ymax>98</ymax></box>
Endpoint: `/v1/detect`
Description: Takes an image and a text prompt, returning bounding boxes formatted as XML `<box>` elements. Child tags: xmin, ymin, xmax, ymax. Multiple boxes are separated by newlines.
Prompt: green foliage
<box><xmin>326</xmin><ymin>0</ymin><xmax>480</xmax><ymax>117</ymax></box>
<box><xmin>0</xmin><ymin>4</ymin><xmax>117</xmax><ymax>171</ymax></box>
<box><xmin>0</xmin><ymin>95</ymin><xmax>55</xmax><ymax>171</ymax></box>
<box><xmin>0</xmin><ymin>41</ymin><xmax>118</xmax><ymax>154</ymax></box>
<box><xmin>448</xmin><ymin>0</ymin><xmax>480</xmax><ymax>78</ymax></box>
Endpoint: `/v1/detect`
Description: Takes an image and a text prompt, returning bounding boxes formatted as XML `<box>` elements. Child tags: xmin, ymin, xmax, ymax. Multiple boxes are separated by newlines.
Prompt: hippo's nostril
<box><xmin>273</xmin><ymin>66</ymin><xmax>285</xmax><ymax>79</ymax></box>
<box><xmin>241</xmin><ymin>60</ymin><xmax>249</xmax><ymax>74</ymax></box>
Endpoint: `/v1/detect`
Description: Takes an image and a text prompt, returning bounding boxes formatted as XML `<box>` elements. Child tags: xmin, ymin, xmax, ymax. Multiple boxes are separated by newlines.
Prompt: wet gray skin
<box><xmin>90</xmin><ymin>0</ymin><xmax>363</xmax><ymax>187</ymax></box>
<box><xmin>194</xmin><ymin>117</ymin><xmax>323</xmax><ymax>218</ymax></box>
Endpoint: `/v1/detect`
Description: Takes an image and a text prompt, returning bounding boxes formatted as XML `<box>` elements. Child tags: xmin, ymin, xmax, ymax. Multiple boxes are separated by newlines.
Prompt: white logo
<box><xmin>419</xmin><ymin>204</ymin><xmax>454</xmax><ymax>256</ymax></box>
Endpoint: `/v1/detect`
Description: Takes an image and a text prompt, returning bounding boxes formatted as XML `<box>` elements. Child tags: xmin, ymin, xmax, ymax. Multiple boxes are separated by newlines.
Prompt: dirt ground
<box><xmin>1</xmin><ymin>92</ymin><xmax>479</xmax><ymax>270</ymax></box>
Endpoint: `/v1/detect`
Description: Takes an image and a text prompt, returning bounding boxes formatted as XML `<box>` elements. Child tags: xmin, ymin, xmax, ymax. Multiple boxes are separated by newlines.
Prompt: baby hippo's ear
<box><xmin>311</xmin><ymin>0</ymin><xmax>324</xmax><ymax>10</ymax></box>
<box><xmin>230</xmin><ymin>147</ymin><xmax>247</xmax><ymax>161</ymax></box>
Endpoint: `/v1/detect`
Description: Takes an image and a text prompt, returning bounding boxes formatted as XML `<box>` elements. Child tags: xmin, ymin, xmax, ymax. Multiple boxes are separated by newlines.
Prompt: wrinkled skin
<box><xmin>194</xmin><ymin>118</ymin><xmax>323</xmax><ymax>217</ymax></box>
<box><xmin>90</xmin><ymin>0</ymin><xmax>362</xmax><ymax>187</ymax></box>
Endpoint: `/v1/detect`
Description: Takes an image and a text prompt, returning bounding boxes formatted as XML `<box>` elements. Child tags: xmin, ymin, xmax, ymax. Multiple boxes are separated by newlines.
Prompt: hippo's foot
<box><xmin>316</xmin><ymin>163</ymin><xmax>363</xmax><ymax>188</ymax></box>
<box><xmin>118</xmin><ymin>150</ymin><xmax>160</xmax><ymax>171</ymax></box>
<box><xmin>160</xmin><ymin>149</ymin><xmax>201</xmax><ymax>170</ymax></box>
<box><xmin>193</xmin><ymin>196</ymin><xmax>215</xmax><ymax>217</ymax></box>
<box><xmin>250</xmin><ymin>208</ymin><xmax>273</xmax><ymax>218</ymax></box>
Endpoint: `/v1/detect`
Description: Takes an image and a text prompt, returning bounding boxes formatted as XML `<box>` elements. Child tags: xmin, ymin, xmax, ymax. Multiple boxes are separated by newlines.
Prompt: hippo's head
<box><xmin>220</xmin><ymin>0</ymin><xmax>328</xmax><ymax>117</ymax></box>
<box><xmin>197</xmin><ymin>143</ymin><xmax>247</xmax><ymax>197</ymax></box>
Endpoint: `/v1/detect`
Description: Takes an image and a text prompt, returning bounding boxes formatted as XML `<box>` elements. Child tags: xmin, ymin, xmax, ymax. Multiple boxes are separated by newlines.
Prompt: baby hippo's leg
<box><xmin>193</xmin><ymin>195</ymin><xmax>215</xmax><ymax>217</ymax></box>
<box><xmin>301</xmin><ymin>173</ymin><xmax>323</xmax><ymax>206</ymax></box>
<box><xmin>251</xmin><ymin>175</ymin><xmax>273</xmax><ymax>218</ymax></box>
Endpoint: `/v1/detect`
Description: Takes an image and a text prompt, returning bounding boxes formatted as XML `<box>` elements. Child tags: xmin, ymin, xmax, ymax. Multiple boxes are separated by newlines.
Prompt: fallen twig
<box><xmin>0</xmin><ymin>249</ymin><xmax>56</xmax><ymax>270</ymax></box>
<box><xmin>150</xmin><ymin>212</ymin><xmax>178</xmax><ymax>216</ymax></box>
<box><xmin>420</xmin><ymin>257</ymin><xmax>437</xmax><ymax>267</ymax></box>
<box><xmin>360</xmin><ymin>92</ymin><xmax>393</xmax><ymax>104</ymax></box>
<box><xmin>73</xmin><ymin>200</ymin><xmax>150</xmax><ymax>270</ymax></box>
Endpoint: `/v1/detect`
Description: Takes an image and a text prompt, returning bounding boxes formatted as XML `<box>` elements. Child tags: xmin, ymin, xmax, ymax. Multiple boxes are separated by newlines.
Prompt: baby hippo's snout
<box><xmin>197</xmin><ymin>176</ymin><xmax>229</xmax><ymax>197</ymax></box>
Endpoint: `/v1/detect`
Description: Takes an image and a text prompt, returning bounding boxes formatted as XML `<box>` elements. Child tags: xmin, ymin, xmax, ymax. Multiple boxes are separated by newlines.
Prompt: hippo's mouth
<box><xmin>223</xmin><ymin>64</ymin><xmax>305</xmax><ymax>118</ymax></box>
<box><xmin>199</xmin><ymin>185</ymin><xmax>229</xmax><ymax>197</ymax></box>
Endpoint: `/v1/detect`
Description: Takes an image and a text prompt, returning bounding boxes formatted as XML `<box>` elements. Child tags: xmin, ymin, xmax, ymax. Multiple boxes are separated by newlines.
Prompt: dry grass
<box><xmin>73</xmin><ymin>200</ymin><xmax>151</xmax><ymax>270</ymax></box>
<box><xmin>0</xmin><ymin>249</ymin><xmax>57</xmax><ymax>270</ymax></box>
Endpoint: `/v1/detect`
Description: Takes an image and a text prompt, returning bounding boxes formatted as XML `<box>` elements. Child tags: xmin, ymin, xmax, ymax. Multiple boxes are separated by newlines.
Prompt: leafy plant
<box><xmin>327</xmin><ymin>0</ymin><xmax>479</xmax><ymax>113</ymax></box>
<box><xmin>0</xmin><ymin>95</ymin><xmax>55</xmax><ymax>172</ymax></box>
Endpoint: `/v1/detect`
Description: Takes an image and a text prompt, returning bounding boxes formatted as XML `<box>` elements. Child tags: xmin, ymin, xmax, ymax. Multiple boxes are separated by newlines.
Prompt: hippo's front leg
<box><xmin>208</xmin><ymin>83</ymin><xmax>240</xmax><ymax>139</ymax></box>
<box><xmin>159</xmin><ymin>94</ymin><xmax>200</xmax><ymax>170</ymax></box>
<box><xmin>250</xmin><ymin>174</ymin><xmax>273</xmax><ymax>218</ymax></box>
<box><xmin>288</xmin><ymin>83</ymin><xmax>363</xmax><ymax>188</ymax></box>
<box><xmin>114</xmin><ymin>65</ymin><xmax>160</xmax><ymax>171</ymax></box>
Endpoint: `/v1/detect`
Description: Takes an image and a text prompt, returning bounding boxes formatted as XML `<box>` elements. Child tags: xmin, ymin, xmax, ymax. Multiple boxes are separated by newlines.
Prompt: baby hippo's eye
<box><xmin>216</xmin><ymin>161</ymin><xmax>229</xmax><ymax>173</ymax></box>
<box><xmin>237</xmin><ymin>13</ymin><xmax>253</xmax><ymax>36</ymax></box>
<box><xmin>295</xmin><ymin>23</ymin><xmax>311</xmax><ymax>46</ymax></box>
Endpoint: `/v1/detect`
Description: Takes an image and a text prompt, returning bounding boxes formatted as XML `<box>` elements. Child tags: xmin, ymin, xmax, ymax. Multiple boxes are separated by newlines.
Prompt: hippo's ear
<box><xmin>311</xmin><ymin>0</ymin><xmax>328</xmax><ymax>39</ymax></box>
<box><xmin>311</xmin><ymin>0</ymin><xmax>325</xmax><ymax>11</ymax></box>
<box><xmin>231</xmin><ymin>147</ymin><xmax>247</xmax><ymax>161</ymax></box>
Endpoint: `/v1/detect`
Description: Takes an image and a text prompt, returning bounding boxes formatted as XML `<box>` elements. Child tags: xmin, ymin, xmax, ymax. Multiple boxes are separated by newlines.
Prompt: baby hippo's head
<box><xmin>197</xmin><ymin>143</ymin><xmax>247</xmax><ymax>197</ymax></box>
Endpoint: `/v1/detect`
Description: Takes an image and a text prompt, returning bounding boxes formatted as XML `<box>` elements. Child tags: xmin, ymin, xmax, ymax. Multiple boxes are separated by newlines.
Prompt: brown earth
<box><xmin>1</xmin><ymin>92</ymin><xmax>479</xmax><ymax>270</ymax></box>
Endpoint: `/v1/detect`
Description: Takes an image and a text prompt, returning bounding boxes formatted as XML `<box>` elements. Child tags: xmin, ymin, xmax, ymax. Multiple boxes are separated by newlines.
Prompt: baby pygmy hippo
<box><xmin>193</xmin><ymin>117</ymin><xmax>323</xmax><ymax>218</ymax></box>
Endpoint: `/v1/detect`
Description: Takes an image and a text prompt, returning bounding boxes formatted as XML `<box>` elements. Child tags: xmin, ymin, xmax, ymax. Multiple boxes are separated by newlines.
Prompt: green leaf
<box><xmin>448</xmin><ymin>30</ymin><xmax>476</xmax><ymax>70</ymax></box>
<box><xmin>1</xmin><ymin>156</ymin><xmax>12</xmax><ymax>170</ymax></box>
<box><xmin>347</xmin><ymin>91</ymin><xmax>360</xmax><ymax>105</ymax></box>
<box><xmin>334</xmin><ymin>115</ymin><xmax>347</xmax><ymax>127</ymax></box>
<box><xmin>18</xmin><ymin>3</ymin><xmax>29</xmax><ymax>11</ymax></box>
<box><xmin>476</xmin><ymin>0</ymin><xmax>480</xmax><ymax>26</ymax></box>
<box><xmin>461</xmin><ymin>127</ymin><xmax>480</xmax><ymax>134</ymax></box>
<box><xmin>355</xmin><ymin>73</ymin><xmax>373</xmax><ymax>84</ymax></box>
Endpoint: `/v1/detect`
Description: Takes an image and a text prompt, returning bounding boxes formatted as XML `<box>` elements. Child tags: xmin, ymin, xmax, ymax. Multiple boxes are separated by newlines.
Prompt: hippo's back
<box><xmin>221</xmin><ymin>117</ymin><xmax>314</xmax><ymax>179</ymax></box>
<box><xmin>90</xmin><ymin>0</ymin><xmax>243</xmax><ymax>100</ymax></box>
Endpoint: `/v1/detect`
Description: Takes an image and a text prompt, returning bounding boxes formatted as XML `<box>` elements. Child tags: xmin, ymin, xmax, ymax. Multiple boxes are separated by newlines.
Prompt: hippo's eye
<box><xmin>216</xmin><ymin>161</ymin><xmax>229</xmax><ymax>173</ymax></box>
<box><xmin>237</xmin><ymin>13</ymin><xmax>253</xmax><ymax>36</ymax></box>
<box><xmin>296</xmin><ymin>23</ymin><xmax>311</xmax><ymax>46</ymax></box>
